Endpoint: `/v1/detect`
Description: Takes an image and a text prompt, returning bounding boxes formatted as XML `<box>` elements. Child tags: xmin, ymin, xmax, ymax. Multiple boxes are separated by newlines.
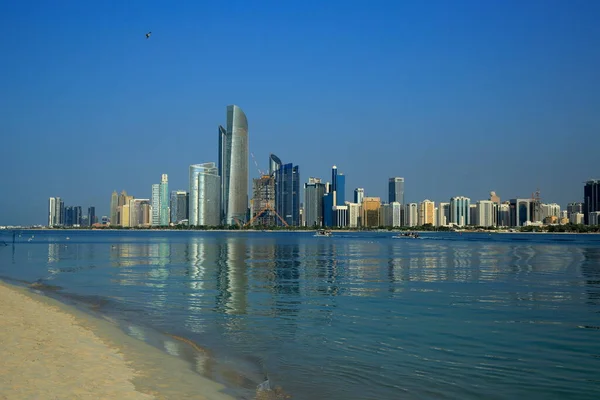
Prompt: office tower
<box><xmin>346</xmin><ymin>202</ymin><xmax>361</xmax><ymax>228</ymax></box>
<box><xmin>381</xmin><ymin>202</ymin><xmax>402</xmax><ymax>227</ymax></box>
<box><xmin>388</xmin><ymin>177</ymin><xmax>405</xmax><ymax>205</ymax></box>
<box><xmin>170</xmin><ymin>191</ymin><xmax>188</xmax><ymax>224</ymax></box>
<box><xmin>498</xmin><ymin>202</ymin><xmax>510</xmax><ymax>226</ymax></box>
<box><xmin>130</xmin><ymin>199</ymin><xmax>151</xmax><ymax>227</ymax></box>
<box><xmin>88</xmin><ymin>206</ymin><xmax>96</xmax><ymax>226</ymax></box>
<box><xmin>584</xmin><ymin>180</ymin><xmax>600</xmax><ymax>225</ymax></box>
<box><xmin>405</xmin><ymin>203</ymin><xmax>418</xmax><ymax>227</ymax></box>
<box><xmin>251</xmin><ymin>175</ymin><xmax>276</xmax><ymax>226</ymax></box>
<box><xmin>219</xmin><ymin>105</ymin><xmax>249</xmax><ymax>225</ymax></box>
<box><xmin>450</xmin><ymin>196</ymin><xmax>471</xmax><ymax>226</ymax></box>
<box><xmin>470</xmin><ymin>204</ymin><xmax>477</xmax><ymax>226</ymax></box>
<box><xmin>63</xmin><ymin>206</ymin><xmax>82</xmax><ymax>227</ymax></box>
<box><xmin>48</xmin><ymin>197</ymin><xmax>56</xmax><ymax>226</ymax></box>
<box><xmin>151</xmin><ymin>184</ymin><xmax>160</xmax><ymax>226</ymax></box>
<box><xmin>509</xmin><ymin>199</ymin><xmax>531</xmax><ymax>227</ymax></box>
<box><xmin>589</xmin><ymin>212</ymin><xmax>600</xmax><ymax>226</ymax></box>
<box><xmin>354</xmin><ymin>188</ymin><xmax>364</xmax><ymax>204</ymax></box>
<box><xmin>323</xmin><ymin>192</ymin><xmax>334</xmax><ymax>227</ymax></box>
<box><xmin>476</xmin><ymin>200</ymin><xmax>495</xmax><ymax>227</ymax></box>
<box><xmin>159</xmin><ymin>174</ymin><xmax>169</xmax><ymax>226</ymax></box>
<box><xmin>330</xmin><ymin>165</ymin><xmax>346</xmax><ymax>206</ymax></box>
<box><xmin>332</xmin><ymin>205</ymin><xmax>348</xmax><ymax>227</ymax></box>
<box><xmin>269</xmin><ymin>153</ymin><xmax>282</xmax><ymax>176</ymax></box>
<box><xmin>437</xmin><ymin>202</ymin><xmax>450</xmax><ymax>227</ymax></box>
<box><xmin>110</xmin><ymin>191</ymin><xmax>118</xmax><ymax>225</ymax></box>
<box><xmin>304</xmin><ymin>178</ymin><xmax>326</xmax><ymax>227</ymax></box>
<box><xmin>418</xmin><ymin>199</ymin><xmax>435</xmax><ymax>225</ymax></box>
<box><xmin>362</xmin><ymin>197</ymin><xmax>381</xmax><ymax>227</ymax></box>
<box><xmin>274</xmin><ymin>160</ymin><xmax>300</xmax><ymax>226</ymax></box>
<box><xmin>567</xmin><ymin>202</ymin><xmax>583</xmax><ymax>218</ymax></box>
<box><xmin>189</xmin><ymin>163</ymin><xmax>221</xmax><ymax>226</ymax></box>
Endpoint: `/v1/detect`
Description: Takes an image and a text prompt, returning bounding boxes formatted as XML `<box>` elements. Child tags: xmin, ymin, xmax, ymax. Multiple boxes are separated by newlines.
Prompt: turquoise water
<box><xmin>1</xmin><ymin>230</ymin><xmax>599</xmax><ymax>399</ymax></box>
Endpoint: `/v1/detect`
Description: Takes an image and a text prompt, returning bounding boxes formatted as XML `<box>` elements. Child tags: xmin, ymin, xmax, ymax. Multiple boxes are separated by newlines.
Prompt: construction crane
<box><xmin>247</xmin><ymin>152</ymin><xmax>288</xmax><ymax>228</ymax></box>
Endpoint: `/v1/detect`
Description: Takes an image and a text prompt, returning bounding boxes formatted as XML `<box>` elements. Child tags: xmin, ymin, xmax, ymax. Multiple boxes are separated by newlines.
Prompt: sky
<box><xmin>1</xmin><ymin>0</ymin><xmax>599</xmax><ymax>225</ymax></box>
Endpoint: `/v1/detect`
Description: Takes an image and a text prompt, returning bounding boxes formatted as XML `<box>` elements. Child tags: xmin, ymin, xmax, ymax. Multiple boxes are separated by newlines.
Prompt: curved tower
<box><xmin>219</xmin><ymin>105</ymin><xmax>249</xmax><ymax>225</ymax></box>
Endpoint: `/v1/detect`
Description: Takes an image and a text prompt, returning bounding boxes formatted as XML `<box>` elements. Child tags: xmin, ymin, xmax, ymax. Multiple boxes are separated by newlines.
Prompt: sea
<box><xmin>1</xmin><ymin>229</ymin><xmax>599</xmax><ymax>399</ymax></box>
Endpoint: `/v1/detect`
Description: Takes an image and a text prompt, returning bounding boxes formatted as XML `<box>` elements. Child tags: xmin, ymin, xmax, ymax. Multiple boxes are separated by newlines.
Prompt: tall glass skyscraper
<box><xmin>584</xmin><ymin>179</ymin><xmax>600</xmax><ymax>225</ymax></box>
<box><xmin>219</xmin><ymin>105</ymin><xmax>249</xmax><ymax>225</ymax></box>
<box><xmin>189</xmin><ymin>163</ymin><xmax>221</xmax><ymax>226</ymax></box>
<box><xmin>389</xmin><ymin>177</ymin><xmax>405</xmax><ymax>205</ymax></box>
<box><xmin>159</xmin><ymin>174</ymin><xmax>169</xmax><ymax>226</ymax></box>
<box><xmin>151</xmin><ymin>184</ymin><xmax>160</xmax><ymax>226</ymax></box>
<box><xmin>304</xmin><ymin>178</ymin><xmax>326</xmax><ymax>227</ymax></box>
<box><xmin>275</xmin><ymin>161</ymin><xmax>300</xmax><ymax>226</ymax></box>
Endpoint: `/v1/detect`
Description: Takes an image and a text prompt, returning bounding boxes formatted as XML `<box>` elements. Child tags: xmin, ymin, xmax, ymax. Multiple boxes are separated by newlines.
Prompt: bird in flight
<box><xmin>145</xmin><ymin>31</ymin><xmax>152</xmax><ymax>39</ymax></box>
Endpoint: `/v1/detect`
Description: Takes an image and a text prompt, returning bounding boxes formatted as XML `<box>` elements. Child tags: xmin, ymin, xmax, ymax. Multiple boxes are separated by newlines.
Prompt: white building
<box><xmin>570</xmin><ymin>212</ymin><xmax>584</xmax><ymax>224</ymax></box>
<box><xmin>405</xmin><ymin>203</ymin><xmax>418</xmax><ymax>227</ymax></box>
<box><xmin>476</xmin><ymin>200</ymin><xmax>495</xmax><ymax>227</ymax></box>
<box><xmin>346</xmin><ymin>202</ymin><xmax>361</xmax><ymax>228</ymax></box>
<box><xmin>590</xmin><ymin>211</ymin><xmax>600</xmax><ymax>226</ymax></box>
<box><xmin>436</xmin><ymin>202</ymin><xmax>450</xmax><ymax>227</ymax></box>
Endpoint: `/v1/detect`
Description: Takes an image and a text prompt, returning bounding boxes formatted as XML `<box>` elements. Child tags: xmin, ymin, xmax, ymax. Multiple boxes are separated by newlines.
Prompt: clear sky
<box><xmin>1</xmin><ymin>0</ymin><xmax>599</xmax><ymax>225</ymax></box>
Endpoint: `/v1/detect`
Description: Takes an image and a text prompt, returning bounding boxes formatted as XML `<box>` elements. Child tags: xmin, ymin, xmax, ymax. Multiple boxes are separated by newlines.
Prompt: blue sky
<box><xmin>1</xmin><ymin>0</ymin><xmax>599</xmax><ymax>225</ymax></box>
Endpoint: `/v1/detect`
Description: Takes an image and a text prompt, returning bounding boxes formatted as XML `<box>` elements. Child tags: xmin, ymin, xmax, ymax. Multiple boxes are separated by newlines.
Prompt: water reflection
<box><xmin>581</xmin><ymin>247</ymin><xmax>600</xmax><ymax>305</ymax></box>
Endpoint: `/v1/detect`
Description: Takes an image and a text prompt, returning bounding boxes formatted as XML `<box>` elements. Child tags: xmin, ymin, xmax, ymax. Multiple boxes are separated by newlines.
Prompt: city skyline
<box><xmin>1</xmin><ymin>2</ymin><xmax>599</xmax><ymax>225</ymax></box>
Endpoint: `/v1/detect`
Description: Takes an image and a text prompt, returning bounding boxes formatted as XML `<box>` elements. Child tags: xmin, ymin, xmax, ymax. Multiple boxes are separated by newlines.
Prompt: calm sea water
<box><xmin>1</xmin><ymin>230</ymin><xmax>599</xmax><ymax>399</ymax></box>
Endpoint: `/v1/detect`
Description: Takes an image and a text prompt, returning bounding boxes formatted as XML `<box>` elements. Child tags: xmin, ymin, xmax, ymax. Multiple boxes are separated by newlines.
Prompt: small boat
<box><xmin>393</xmin><ymin>232</ymin><xmax>420</xmax><ymax>239</ymax></box>
<box><xmin>314</xmin><ymin>229</ymin><xmax>332</xmax><ymax>237</ymax></box>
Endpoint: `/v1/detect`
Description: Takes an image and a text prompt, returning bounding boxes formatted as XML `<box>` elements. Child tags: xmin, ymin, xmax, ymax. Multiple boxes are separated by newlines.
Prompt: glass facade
<box><xmin>584</xmin><ymin>180</ymin><xmax>600</xmax><ymax>225</ymax></box>
<box><xmin>275</xmin><ymin>162</ymin><xmax>300</xmax><ymax>226</ymax></box>
<box><xmin>450</xmin><ymin>196</ymin><xmax>471</xmax><ymax>226</ymax></box>
<box><xmin>189</xmin><ymin>163</ymin><xmax>221</xmax><ymax>226</ymax></box>
<box><xmin>304</xmin><ymin>180</ymin><xmax>326</xmax><ymax>227</ymax></box>
<box><xmin>389</xmin><ymin>177</ymin><xmax>405</xmax><ymax>205</ymax></box>
<box><xmin>219</xmin><ymin>105</ymin><xmax>249</xmax><ymax>225</ymax></box>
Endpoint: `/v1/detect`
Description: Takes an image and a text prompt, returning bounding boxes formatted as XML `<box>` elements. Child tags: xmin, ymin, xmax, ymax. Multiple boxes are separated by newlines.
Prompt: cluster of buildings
<box><xmin>46</xmin><ymin>105</ymin><xmax>600</xmax><ymax>229</ymax></box>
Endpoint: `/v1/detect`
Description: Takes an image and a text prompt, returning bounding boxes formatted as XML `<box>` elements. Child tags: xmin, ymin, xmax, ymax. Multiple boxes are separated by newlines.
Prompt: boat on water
<box><xmin>392</xmin><ymin>232</ymin><xmax>420</xmax><ymax>239</ymax></box>
<box><xmin>314</xmin><ymin>229</ymin><xmax>333</xmax><ymax>237</ymax></box>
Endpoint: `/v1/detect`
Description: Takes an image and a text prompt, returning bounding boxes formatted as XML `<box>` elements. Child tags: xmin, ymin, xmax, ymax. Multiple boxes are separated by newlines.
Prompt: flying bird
<box><xmin>145</xmin><ymin>31</ymin><xmax>152</xmax><ymax>39</ymax></box>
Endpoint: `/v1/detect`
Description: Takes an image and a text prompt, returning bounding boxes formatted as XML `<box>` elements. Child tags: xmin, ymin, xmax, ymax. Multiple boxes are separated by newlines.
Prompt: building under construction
<box><xmin>250</xmin><ymin>175</ymin><xmax>276</xmax><ymax>226</ymax></box>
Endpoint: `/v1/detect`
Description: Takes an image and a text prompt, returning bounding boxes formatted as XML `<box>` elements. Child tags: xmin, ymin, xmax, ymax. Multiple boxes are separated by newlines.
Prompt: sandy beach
<box><xmin>0</xmin><ymin>282</ymin><xmax>237</xmax><ymax>400</ymax></box>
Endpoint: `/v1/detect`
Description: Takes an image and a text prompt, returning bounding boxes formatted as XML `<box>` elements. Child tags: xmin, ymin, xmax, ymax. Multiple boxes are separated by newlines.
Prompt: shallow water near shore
<box><xmin>1</xmin><ymin>229</ymin><xmax>600</xmax><ymax>399</ymax></box>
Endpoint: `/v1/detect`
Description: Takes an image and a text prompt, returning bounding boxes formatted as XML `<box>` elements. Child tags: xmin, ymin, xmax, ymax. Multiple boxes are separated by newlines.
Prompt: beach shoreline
<box><xmin>0</xmin><ymin>280</ymin><xmax>237</xmax><ymax>400</ymax></box>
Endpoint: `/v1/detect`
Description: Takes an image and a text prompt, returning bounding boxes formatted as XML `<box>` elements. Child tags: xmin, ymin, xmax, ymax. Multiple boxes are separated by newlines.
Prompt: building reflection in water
<box><xmin>213</xmin><ymin>236</ymin><xmax>248</xmax><ymax>316</ymax></box>
<box><xmin>580</xmin><ymin>247</ymin><xmax>600</xmax><ymax>306</ymax></box>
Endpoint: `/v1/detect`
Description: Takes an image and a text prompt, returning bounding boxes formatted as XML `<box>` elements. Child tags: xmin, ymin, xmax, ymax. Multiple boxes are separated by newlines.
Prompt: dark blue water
<box><xmin>1</xmin><ymin>230</ymin><xmax>599</xmax><ymax>399</ymax></box>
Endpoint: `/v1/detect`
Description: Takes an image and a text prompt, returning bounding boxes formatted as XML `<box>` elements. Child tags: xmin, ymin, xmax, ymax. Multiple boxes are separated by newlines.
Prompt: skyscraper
<box><xmin>151</xmin><ymin>184</ymin><xmax>160</xmax><ymax>226</ymax></box>
<box><xmin>219</xmin><ymin>105</ymin><xmax>249</xmax><ymax>225</ymax></box>
<box><xmin>389</xmin><ymin>177</ymin><xmax>405</xmax><ymax>205</ymax></box>
<box><xmin>450</xmin><ymin>196</ymin><xmax>471</xmax><ymax>226</ymax></box>
<box><xmin>110</xmin><ymin>191</ymin><xmax>118</xmax><ymax>225</ymax></box>
<box><xmin>48</xmin><ymin>197</ymin><xmax>56</xmax><ymax>226</ymax></box>
<box><xmin>189</xmin><ymin>163</ymin><xmax>221</xmax><ymax>226</ymax></box>
<box><xmin>353</xmin><ymin>188</ymin><xmax>364</xmax><ymax>204</ymax></box>
<box><xmin>584</xmin><ymin>179</ymin><xmax>600</xmax><ymax>225</ymax></box>
<box><xmin>159</xmin><ymin>174</ymin><xmax>169</xmax><ymax>226</ymax></box>
<box><xmin>251</xmin><ymin>175</ymin><xmax>276</xmax><ymax>226</ymax></box>
<box><xmin>304</xmin><ymin>178</ymin><xmax>326</xmax><ymax>227</ymax></box>
<box><xmin>275</xmin><ymin>161</ymin><xmax>300</xmax><ymax>226</ymax></box>
<box><xmin>88</xmin><ymin>206</ymin><xmax>96</xmax><ymax>226</ymax></box>
<box><xmin>170</xmin><ymin>191</ymin><xmax>189</xmax><ymax>224</ymax></box>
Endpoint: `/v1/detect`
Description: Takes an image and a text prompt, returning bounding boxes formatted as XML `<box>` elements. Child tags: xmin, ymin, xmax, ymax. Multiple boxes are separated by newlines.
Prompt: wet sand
<box><xmin>0</xmin><ymin>282</ymin><xmax>236</xmax><ymax>400</ymax></box>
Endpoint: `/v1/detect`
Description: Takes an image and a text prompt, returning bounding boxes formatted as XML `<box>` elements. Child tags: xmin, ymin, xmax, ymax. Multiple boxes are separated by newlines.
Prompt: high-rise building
<box><xmin>405</xmin><ymin>203</ymin><xmax>418</xmax><ymax>227</ymax></box>
<box><xmin>323</xmin><ymin>192</ymin><xmax>334</xmax><ymax>227</ymax></box>
<box><xmin>354</xmin><ymin>188</ymin><xmax>364</xmax><ymax>204</ymax></box>
<box><xmin>130</xmin><ymin>199</ymin><xmax>151</xmax><ymax>227</ymax></box>
<box><xmin>110</xmin><ymin>191</ymin><xmax>118</xmax><ymax>225</ymax></box>
<box><xmin>388</xmin><ymin>177</ymin><xmax>405</xmax><ymax>205</ymax></box>
<box><xmin>346</xmin><ymin>202</ymin><xmax>361</xmax><ymax>228</ymax></box>
<box><xmin>170</xmin><ymin>191</ymin><xmax>188</xmax><ymax>224</ymax></box>
<box><xmin>48</xmin><ymin>197</ymin><xmax>56</xmax><ymax>226</ymax></box>
<box><xmin>509</xmin><ymin>199</ymin><xmax>531</xmax><ymax>227</ymax></box>
<box><xmin>269</xmin><ymin>153</ymin><xmax>282</xmax><ymax>176</ymax></box>
<box><xmin>275</xmin><ymin>161</ymin><xmax>300</xmax><ymax>226</ymax></box>
<box><xmin>304</xmin><ymin>178</ymin><xmax>326</xmax><ymax>227</ymax></box>
<box><xmin>436</xmin><ymin>202</ymin><xmax>450</xmax><ymax>227</ymax></box>
<box><xmin>498</xmin><ymin>202</ymin><xmax>510</xmax><ymax>226</ymax></box>
<box><xmin>63</xmin><ymin>206</ymin><xmax>82</xmax><ymax>227</ymax></box>
<box><xmin>567</xmin><ymin>202</ymin><xmax>583</xmax><ymax>218</ymax></box>
<box><xmin>476</xmin><ymin>200</ymin><xmax>495</xmax><ymax>227</ymax></box>
<box><xmin>159</xmin><ymin>174</ymin><xmax>169</xmax><ymax>226</ymax></box>
<box><xmin>418</xmin><ymin>199</ymin><xmax>435</xmax><ymax>226</ymax></box>
<box><xmin>362</xmin><ymin>197</ymin><xmax>381</xmax><ymax>227</ymax></box>
<box><xmin>189</xmin><ymin>163</ymin><xmax>221</xmax><ymax>226</ymax></box>
<box><xmin>219</xmin><ymin>105</ymin><xmax>249</xmax><ymax>225</ymax></box>
<box><xmin>251</xmin><ymin>175</ymin><xmax>276</xmax><ymax>226</ymax></box>
<box><xmin>151</xmin><ymin>184</ymin><xmax>160</xmax><ymax>226</ymax></box>
<box><xmin>88</xmin><ymin>206</ymin><xmax>96</xmax><ymax>226</ymax></box>
<box><xmin>450</xmin><ymin>196</ymin><xmax>471</xmax><ymax>226</ymax></box>
<box><xmin>381</xmin><ymin>202</ymin><xmax>402</xmax><ymax>227</ymax></box>
<box><xmin>584</xmin><ymin>180</ymin><xmax>600</xmax><ymax>225</ymax></box>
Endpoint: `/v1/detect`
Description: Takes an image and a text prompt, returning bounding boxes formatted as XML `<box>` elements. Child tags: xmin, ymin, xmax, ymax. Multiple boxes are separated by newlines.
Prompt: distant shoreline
<box><xmin>2</xmin><ymin>227</ymin><xmax>598</xmax><ymax>235</ymax></box>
